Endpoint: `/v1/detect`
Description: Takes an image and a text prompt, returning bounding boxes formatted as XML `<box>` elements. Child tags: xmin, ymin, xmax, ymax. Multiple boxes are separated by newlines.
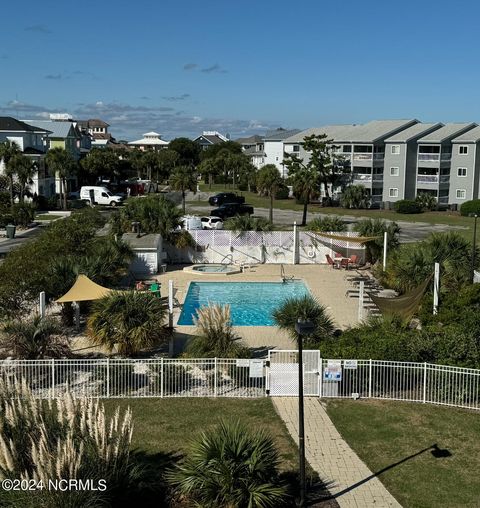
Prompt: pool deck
<box><xmin>156</xmin><ymin>264</ymin><xmax>360</xmax><ymax>354</ymax></box>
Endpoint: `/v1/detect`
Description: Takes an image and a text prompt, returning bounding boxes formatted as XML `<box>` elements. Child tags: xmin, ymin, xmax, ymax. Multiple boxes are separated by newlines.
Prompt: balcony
<box><xmin>372</xmin><ymin>174</ymin><xmax>384</xmax><ymax>182</ymax></box>
<box><xmin>441</xmin><ymin>153</ymin><xmax>452</xmax><ymax>161</ymax></box>
<box><xmin>439</xmin><ymin>175</ymin><xmax>450</xmax><ymax>184</ymax></box>
<box><xmin>417</xmin><ymin>175</ymin><xmax>438</xmax><ymax>184</ymax></box>
<box><xmin>373</xmin><ymin>153</ymin><xmax>385</xmax><ymax>160</ymax></box>
<box><xmin>418</xmin><ymin>153</ymin><xmax>440</xmax><ymax>162</ymax></box>
<box><xmin>353</xmin><ymin>153</ymin><xmax>373</xmax><ymax>161</ymax></box>
<box><xmin>352</xmin><ymin>174</ymin><xmax>372</xmax><ymax>184</ymax></box>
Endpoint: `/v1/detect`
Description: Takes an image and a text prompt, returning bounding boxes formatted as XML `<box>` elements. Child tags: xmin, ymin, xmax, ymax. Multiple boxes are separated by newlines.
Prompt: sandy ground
<box><xmin>156</xmin><ymin>264</ymin><xmax>361</xmax><ymax>354</ymax></box>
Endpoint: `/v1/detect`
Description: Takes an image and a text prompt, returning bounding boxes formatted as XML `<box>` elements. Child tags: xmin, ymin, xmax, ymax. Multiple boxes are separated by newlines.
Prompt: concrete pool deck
<box><xmin>156</xmin><ymin>264</ymin><xmax>360</xmax><ymax>353</ymax></box>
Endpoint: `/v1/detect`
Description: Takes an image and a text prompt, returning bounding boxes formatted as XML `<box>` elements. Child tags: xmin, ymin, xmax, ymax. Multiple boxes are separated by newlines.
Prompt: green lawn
<box><xmin>34</xmin><ymin>214</ymin><xmax>58</xmax><ymax>221</ymax></box>
<box><xmin>326</xmin><ymin>399</ymin><xmax>480</xmax><ymax>507</ymax></box>
<box><xmin>193</xmin><ymin>183</ymin><xmax>475</xmax><ymax>235</ymax></box>
<box><xmin>103</xmin><ymin>398</ymin><xmax>298</xmax><ymax>470</ymax></box>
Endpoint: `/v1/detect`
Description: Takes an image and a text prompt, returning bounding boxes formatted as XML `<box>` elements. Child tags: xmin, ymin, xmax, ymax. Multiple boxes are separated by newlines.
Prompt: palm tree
<box><xmin>45</xmin><ymin>147</ymin><xmax>77</xmax><ymax>210</ymax></box>
<box><xmin>87</xmin><ymin>291</ymin><xmax>170</xmax><ymax>356</ymax></box>
<box><xmin>256</xmin><ymin>164</ymin><xmax>283</xmax><ymax>223</ymax></box>
<box><xmin>340</xmin><ymin>185</ymin><xmax>371</xmax><ymax>209</ymax></box>
<box><xmin>198</xmin><ymin>157</ymin><xmax>219</xmax><ymax>189</ymax></box>
<box><xmin>169</xmin><ymin>165</ymin><xmax>197</xmax><ymax>213</ymax></box>
<box><xmin>273</xmin><ymin>295</ymin><xmax>335</xmax><ymax>346</ymax></box>
<box><xmin>186</xmin><ymin>304</ymin><xmax>250</xmax><ymax>358</ymax></box>
<box><xmin>354</xmin><ymin>218</ymin><xmax>400</xmax><ymax>264</ymax></box>
<box><xmin>168</xmin><ymin>420</ymin><xmax>290</xmax><ymax>508</ymax></box>
<box><xmin>308</xmin><ymin>215</ymin><xmax>347</xmax><ymax>233</ymax></box>
<box><xmin>0</xmin><ymin>140</ymin><xmax>21</xmax><ymax>207</ymax></box>
<box><xmin>1</xmin><ymin>316</ymin><xmax>69</xmax><ymax>359</ymax></box>
<box><xmin>9</xmin><ymin>153</ymin><xmax>36</xmax><ymax>202</ymax></box>
<box><xmin>224</xmin><ymin>215</ymin><xmax>273</xmax><ymax>232</ymax></box>
<box><xmin>285</xmin><ymin>163</ymin><xmax>320</xmax><ymax>226</ymax></box>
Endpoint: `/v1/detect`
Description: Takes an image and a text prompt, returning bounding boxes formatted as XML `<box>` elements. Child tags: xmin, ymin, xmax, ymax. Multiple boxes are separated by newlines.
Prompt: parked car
<box><xmin>180</xmin><ymin>215</ymin><xmax>203</xmax><ymax>230</ymax></box>
<box><xmin>80</xmin><ymin>186</ymin><xmax>124</xmax><ymax>207</ymax></box>
<box><xmin>201</xmin><ymin>216</ymin><xmax>224</xmax><ymax>230</ymax></box>
<box><xmin>210</xmin><ymin>203</ymin><xmax>254</xmax><ymax>220</ymax></box>
<box><xmin>208</xmin><ymin>193</ymin><xmax>245</xmax><ymax>206</ymax></box>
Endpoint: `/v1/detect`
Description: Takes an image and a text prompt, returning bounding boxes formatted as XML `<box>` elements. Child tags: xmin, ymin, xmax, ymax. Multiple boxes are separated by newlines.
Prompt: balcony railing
<box><xmin>418</xmin><ymin>153</ymin><xmax>440</xmax><ymax>162</ymax></box>
<box><xmin>441</xmin><ymin>153</ymin><xmax>452</xmax><ymax>161</ymax></box>
<box><xmin>417</xmin><ymin>175</ymin><xmax>438</xmax><ymax>184</ymax></box>
<box><xmin>371</xmin><ymin>195</ymin><xmax>383</xmax><ymax>203</ymax></box>
<box><xmin>373</xmin><ymin>153</ymin><xmax>385</xmax><ymax>160</ymax></box>
<box><xmin>353</xmin><ymin>153</ymin><xmax>373</xmax><ymax>161</ymax></box>
<box><xmin>353</xmin><ymin>174</ymin><xmax>372</xmax><ymax>183</ymax></box>
<box><xmin>372</xmin><ymin>174</ymin><xmax>384</xmax><ymax>182</ymax></box>
<box><xmin>439</xmin><ymin>175</ymin><xmax>450</xmax><ymax>184</ymax></box>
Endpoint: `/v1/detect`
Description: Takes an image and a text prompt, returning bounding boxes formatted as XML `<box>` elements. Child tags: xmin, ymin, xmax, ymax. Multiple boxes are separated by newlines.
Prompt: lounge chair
<box><xmin>325</xmin><ymin>254</ymin><xmax>338</xmax><ymax>269</ymax></box>
<box><xmin>348</xmin><ymin>254</ymin><xmax>360</xmax><ymax>269</ymax></box>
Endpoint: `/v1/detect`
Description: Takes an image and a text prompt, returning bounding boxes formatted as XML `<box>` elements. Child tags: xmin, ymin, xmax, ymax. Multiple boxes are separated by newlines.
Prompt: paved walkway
<box><xmin>273</xmin><ymin>397</ymin><xmax>401</xmax><ymax>507</ymax></box>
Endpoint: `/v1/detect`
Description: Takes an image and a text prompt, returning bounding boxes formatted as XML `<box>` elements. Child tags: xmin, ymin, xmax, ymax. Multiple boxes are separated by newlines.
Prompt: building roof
<box><xmin>0</xmin><ymin>116</ymin><xmax>51</xmax><ymax>133</ymax></box>
<box><xmin>122</xmin><ymin>233</ymin><xmax>161</xmax><ymax>250</ymax></box>
<box><xmin>25</xmin><ymin>120</ymin><xmax>77</xmax><ymax>139</ymax></box>
<box><xmin>417</xmin><ymin>123</ymin><xmax>477</xmax><ymax>143</ymax></box>
<box><xmin>235</xmin><ymin>134</ymin><xmax>264</xmax><ymax>145</ymax></box>
<box><xmin>284</xmin><ymin>124</ymin><xmax>359</xmax><ymax>144</ymax></box>
<box><xmin>451</xmin><ymin>126</ymin><xmax>480</xmax><ymax>143</ymax></box>
<box><xmin>78</xmin><ymin>119</ymin><xmax>109</xmax><ymax>128</ymax></box>
<box><xmin>347</xmin><ymin>119</ymin><xmax>418</xmax><ymax>143</ymax></box>
<box><xmin>128</xmin><ymin>132</ymin><xmax>169</xmax><ymax>146</ymax></box>
<box><xmin>264</xmin><ymin>128</ymin><xmax>301</xmax><ymax>141</ymax></box>
<box><xmin>384</xmin><ymin>123</ymin><xmax>444</xmax><ymax>143</ymax></box>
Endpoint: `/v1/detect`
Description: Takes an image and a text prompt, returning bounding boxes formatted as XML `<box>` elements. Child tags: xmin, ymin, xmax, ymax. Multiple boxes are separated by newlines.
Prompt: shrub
<box><xmin>186</xmin><ymin>304</ymin><xmax>250</xmax><ymax>358</ymax></box>
<box><xmin>224</xmin><ymin>215</ymin><xmax>273</xmax><ymax>232</ymax></box>
<box><xmin>353</xmin><ymin>218</ymin><xmax>400</xmax><ymax>264</ymax></box>
<box><xmin>394</xmin><ymin>199</ymin><xmax>422</xmax><ymax>214</ymax></box>
<box><xmin>460</xmin><ymin>199</ymin><xmax>480</xmax><ymax>216</ymax></box>
<box><xmin>275</xmin><ymin>185</ymin><xmax>290</xmax><ymax>199</ymax></box>
<box><xmin>12</xmin><ymin>202</ymin><xmax>36</xmax><ymax>227</ymax></box>
<box><xmin>308</xmin><ymin>215</ymin><xmax>347</xmax><ymax>232</ymax></box>
<box><xmin>0</xmin><ymin>214</ymin><xmax>14</xmax><ymax>227</ymax></box>
<box><xmin>415</xmin><ymin>193</ymin><xmax>437</xmax><ymax>211</ymax></box>
<box><xmin>167</xmin><ymin>420</ymin><xmax>290</xmax><ymax>507</ymax></box>
<box><xmin>340</xmin><ymin>185</ymin><xmax>370</xmax><ymax>209</ymax></box>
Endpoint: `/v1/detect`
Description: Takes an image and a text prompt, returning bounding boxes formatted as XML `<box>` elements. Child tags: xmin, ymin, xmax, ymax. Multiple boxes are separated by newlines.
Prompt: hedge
<box><xmin>394</xmin><ymin>199</ymin><xmax>422</xmax><ymax>214</ymax></box>
<box><xmin>460</xmin><ymin>199</ymin><xmax>480</xmax><ymax>216</ymax></box>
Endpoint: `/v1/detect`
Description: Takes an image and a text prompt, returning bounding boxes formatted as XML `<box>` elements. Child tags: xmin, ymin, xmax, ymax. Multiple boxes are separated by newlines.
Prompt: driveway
<box><xmin>186</xmin><ymin>204</ymin><xmax>467</xmax><ymax>243</ymax></box>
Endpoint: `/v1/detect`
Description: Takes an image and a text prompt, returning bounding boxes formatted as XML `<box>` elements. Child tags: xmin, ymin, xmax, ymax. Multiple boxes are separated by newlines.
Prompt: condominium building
<box><xmin>263</xmin><ymin>128</ymin><xmax>300</xmax><ymax>176</ymax></box>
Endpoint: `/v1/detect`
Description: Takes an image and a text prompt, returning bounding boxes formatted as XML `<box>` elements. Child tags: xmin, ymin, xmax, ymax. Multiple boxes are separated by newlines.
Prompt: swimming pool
<box><xmin>177</xmin><ymin>281</ymin><xmax>310</xmax><ymax>326</ymax></box>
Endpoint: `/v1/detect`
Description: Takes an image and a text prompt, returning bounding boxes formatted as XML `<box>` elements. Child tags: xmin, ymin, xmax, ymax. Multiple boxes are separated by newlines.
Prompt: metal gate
<box><xmin>267</xmin><ymin>350</ymin><xmax>320</xmax><ymax>396</ymax></box>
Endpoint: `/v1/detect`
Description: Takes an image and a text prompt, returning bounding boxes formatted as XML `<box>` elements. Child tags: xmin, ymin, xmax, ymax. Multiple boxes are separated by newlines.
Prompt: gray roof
<box><xmin>451</xmin><ymin>126</ymin><xmax>480</xmax><ymax>143</ymax></box>
<box><xmin>417</xmin><ymin>123</ymin><xmax>477</xmax><ymax>143</ymax></box>
<box><xmin>385</xmin><ymin>123</ymin><xmax>443</xmax><ymax>143</ymax></box>
<box><xmin>0</xmin><ymin>117</ymin><xmax>51</xmax><ymax>133</ymax></box>
<box><xmin>264</xmin><ymin>128</ymin><xmax>301</xmax><ymax>141</ymax></box>
<box><xmin>284</xmin><ymin>124</ymin><xmax>359</xmax><ymax>144</ymax></box>
<box><xmin>348</xmin><ymin>119</ymin><xmax>418</xmax><ymax>143</ymax></box>
<box><xmin>235</xmin><ymin>134</ymin><xmax>263</xmax><ymax>144</ymax></box>
<box><xmin>24</xmin><ymin>120</ymin><xmax>77</xmax><ymax>139</ymax></box>
<box><xmin>122</xmin><ymin>233</ymin><xmax>161</xmax><ymax>250</ymax></box>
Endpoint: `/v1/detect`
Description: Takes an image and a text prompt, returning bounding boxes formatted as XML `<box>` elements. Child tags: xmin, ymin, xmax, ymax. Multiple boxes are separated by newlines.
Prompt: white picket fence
<box><xmin>0</xmin><ymin>358</ymin><xmax>479</xmax><ymax>411</ymax></box>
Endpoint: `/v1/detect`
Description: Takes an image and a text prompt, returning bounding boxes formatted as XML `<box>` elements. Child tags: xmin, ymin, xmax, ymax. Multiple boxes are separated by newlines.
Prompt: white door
<box><xmin>268</xmin><ymin>350</ymin><xmax>320</xmax><ymax>396</ymax></box>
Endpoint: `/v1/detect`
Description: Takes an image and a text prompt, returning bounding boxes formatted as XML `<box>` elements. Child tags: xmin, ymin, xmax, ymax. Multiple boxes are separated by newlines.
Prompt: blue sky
<box><xmin>1</xmin><ymin>0</ymin><xmax>479</xmax><ymax>140</ymax></box>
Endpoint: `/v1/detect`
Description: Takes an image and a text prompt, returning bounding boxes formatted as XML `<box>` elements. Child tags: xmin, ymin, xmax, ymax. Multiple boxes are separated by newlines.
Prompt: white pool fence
<box><xmin>0</xmin><ymin>356</ymin><xmax>479</xmax><ymax>412</ymax></box>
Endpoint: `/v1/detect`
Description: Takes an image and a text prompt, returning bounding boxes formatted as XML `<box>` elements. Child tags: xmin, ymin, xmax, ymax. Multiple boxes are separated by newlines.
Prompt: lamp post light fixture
<box><xmin>294</xmin><ymin>318</ymin><xmax>315</xmax><ymax>508</ymax></box>
<box><xmin>470</xmin><ymin>213</ymin><xmax>478</xmax><ymax>283</ymax></box>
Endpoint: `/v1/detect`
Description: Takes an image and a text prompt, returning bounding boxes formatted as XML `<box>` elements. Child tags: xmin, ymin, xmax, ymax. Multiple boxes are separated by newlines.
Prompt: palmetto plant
<box><xmin>224</xmin><ymin>215</ymin><xmax>273</xmax><ymax>232</ymax></box>
<box><xmin>0</xmin><ymin>139</ymin><xmax>21</xmax><ymax>207</ymax></box>
<box><xmin>87</xmin><ymin>291</ymin><xmax>170</xmax><ymax>356</ymax></box>
<box><xmin>169</xmin><ymin>164</ymin><xmax>197</xmax><ymax>213</ymax></box>
<box><xmin>187</xmin><ymin>304</ymin><xmax>249</xmax><ymax>358</ymax></box>
<box><xmin>9</xmin><ymin>153</ymin><xmax>36</xmax><ymax>202</ymax></box>
<box><xmin>1</xmin><ymin>316</ymin><xmax>69</xmax><ymax>359</ymax></box>
<box><xmin>273</xmin><ymin>295</ymin><xmax>335</xmax><ymax>346</ymax></box>
<box><xmin>340</xmin><ymin>184</ymin><xmax>371</xmax><ymax>209</ymax></box>
<box><xmin>308</xmin><ymin>215</ymin><xmax>347</xmax><ymax>233</ymax></box>
<box><xmin>45</xmin><ymin>147</ymin><xmax>77</xmax><ymax>210</ymax></box>
<box><xmin>167</xmin><ymin>420</ymin><xmax>290</xmax><ymax>508</ymax></box>
<box><xmin>354</xmin><ymin>218</ymin><xmax>400</xmax><ymax>264</ymax></box>
<box><xmin>256</xmin><ymin>164</ymin><xmax>283</xmax><ymax>223</ymax></box>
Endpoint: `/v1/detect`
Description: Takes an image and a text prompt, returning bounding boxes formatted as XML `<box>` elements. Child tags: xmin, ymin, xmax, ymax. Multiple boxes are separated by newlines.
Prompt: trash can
<box><xmin>5</xmin><ymin>224</ymin><xmax>16</xmax><ymax>239</ymax></box>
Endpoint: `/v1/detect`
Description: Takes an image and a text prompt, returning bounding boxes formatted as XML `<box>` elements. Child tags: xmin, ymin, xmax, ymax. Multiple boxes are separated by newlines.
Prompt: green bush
<box><xmin>0</xmin><ymin>214</ymin><xmax>14</xmax><ymax>227</ymax></box>
<box><xmin>12</xmin><ymin>202</ymin><xmax>36</xmax><ymax>227</ymax></box>
<box><xmin>308</xmin><ymin>215</ymin><xmax>347</xmax><ymax>232</ymax></box>
<box><xmin>415</xmin><ymin>193</ymin><xmax>437</xmax><ymax>211</ymax></box>
<box><xmin>460</xmin><ymin>199</ymin><xmax>480</xmax><ymax>216</ymax></box>
<box><xmin>275</xmin><ymin>185</ymin><xmax>290</xmax><ymax>200</ymax></box>
<box><xmin>394</xmin><ymin>199</ymin><xmax>422</xmax><ymax>214</ymax></box>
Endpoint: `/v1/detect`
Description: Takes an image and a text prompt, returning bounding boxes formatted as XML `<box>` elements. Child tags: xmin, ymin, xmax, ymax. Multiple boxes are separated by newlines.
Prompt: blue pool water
<box><xmin>178</xmin><ymin>281</ymin><xmax>310</xmax><ymax>326</ymax></box>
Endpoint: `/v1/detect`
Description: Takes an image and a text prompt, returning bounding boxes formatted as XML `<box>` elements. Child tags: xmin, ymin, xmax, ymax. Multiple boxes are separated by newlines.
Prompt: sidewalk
<box><xmin>273</xmin><ymin>397</ymin><xmax>401</xmax><ymax>507</ymax></box>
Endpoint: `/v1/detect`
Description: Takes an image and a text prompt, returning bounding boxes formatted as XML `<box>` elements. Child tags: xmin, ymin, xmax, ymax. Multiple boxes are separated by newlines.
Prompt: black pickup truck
<box><xmin>208</xmin><ymin>192</ymin><xmax>245</xmax><ymax>206</ymax></box>
<box><xmin>210</xmin><ymin>202</ymin><xmax>254</xmax><ymax>220</ymax></box>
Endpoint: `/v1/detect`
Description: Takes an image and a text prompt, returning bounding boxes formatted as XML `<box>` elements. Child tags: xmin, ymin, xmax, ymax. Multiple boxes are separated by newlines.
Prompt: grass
<box><xmin>103</xmin><ymin>398</ymin><xmax>298</xmax><ymax>470</ymax></box>
<box><xmin>325</xmin><ymin>399</ymin><xmax>480</xmax><ymax>507</ymax></box>
<box><xmin>191</xmin><ymin>183</ymin><xmax>476</xmax><ymax>241</ymax></box>
<box><xmin>34</xmin><ymin>214</ymin><xmax>58</xmax><ymax>221</ymax></box>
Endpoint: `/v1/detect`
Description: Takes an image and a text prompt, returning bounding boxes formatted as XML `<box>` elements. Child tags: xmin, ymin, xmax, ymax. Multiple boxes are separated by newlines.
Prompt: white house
<box><xmin>263</xmin><ymin>128</ymin><xmax>300</xmax><ymax>177</ymax></box>
<box><xmin>128</xmin><ymin>132</ymin><xmax>169</xmax><ymax>151</ymax></box>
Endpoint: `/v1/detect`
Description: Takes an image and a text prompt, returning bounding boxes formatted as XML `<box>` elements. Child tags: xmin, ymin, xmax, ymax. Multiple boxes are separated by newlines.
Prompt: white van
<box><xmin>180</xmin><ymin>215</ymin><xmax>203</xmax><ymax>230</ymax></box>
<box><xmin>80</xmin><ymin>186</ymin><xmax>123</xmax><ymax>207</ymax></box>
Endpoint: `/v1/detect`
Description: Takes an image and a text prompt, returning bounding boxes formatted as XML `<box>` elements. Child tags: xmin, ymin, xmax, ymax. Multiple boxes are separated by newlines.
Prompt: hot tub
<box><xmin>183</xmin><ymin>264</ymin><xmax>242</xmax><ymax>275</ymax></box>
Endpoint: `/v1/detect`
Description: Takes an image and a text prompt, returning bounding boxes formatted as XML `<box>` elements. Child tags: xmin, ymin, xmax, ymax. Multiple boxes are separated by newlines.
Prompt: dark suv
<box><xmin>208</xmin><ymin>192</ymin><xmax>245</xmax><ymax>206</ymax></box>
<box><xmin>210</xmin><ymin>202</ymin><xmax>254</xmax><ymax>219</ymax></box>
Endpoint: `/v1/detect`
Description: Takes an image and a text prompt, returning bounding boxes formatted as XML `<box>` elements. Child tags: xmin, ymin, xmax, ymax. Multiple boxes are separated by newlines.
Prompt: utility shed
<box><xmin>122</xmin><ymin>233</ymin><xmax>163</xmax><ymax>276</ymax></box>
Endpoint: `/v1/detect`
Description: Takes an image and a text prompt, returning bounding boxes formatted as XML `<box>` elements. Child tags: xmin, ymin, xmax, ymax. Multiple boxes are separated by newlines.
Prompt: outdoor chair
<box><xmin>348</xmin><ymin>254</ymin><xmax>360</xmax><ymax>269</ymax></box>
<box><xmin>325</xmin><ymin>254</ymin><xmax>338</xmax><ymax>269</ymax></box>
<box><xmin>340</xmin><ymin>258</ymin><xmax>350</xmax><ymax>270</ymax></box>
<box><xmin>149</xmin><ymin>282</ymin><xmax>161</xmax><ymax>296</ymax></box>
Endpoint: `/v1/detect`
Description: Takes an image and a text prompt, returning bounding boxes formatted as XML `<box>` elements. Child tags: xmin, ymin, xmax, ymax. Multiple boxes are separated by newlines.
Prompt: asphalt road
<box><xmin>0</xmin><ymin>225</ymin><xmax>48</xmax><ymax>257</ymax></box>
<box><xmin>186</xmin><ymin>204</ymin><xmax>467</xmax><ymax>243</ymax></box>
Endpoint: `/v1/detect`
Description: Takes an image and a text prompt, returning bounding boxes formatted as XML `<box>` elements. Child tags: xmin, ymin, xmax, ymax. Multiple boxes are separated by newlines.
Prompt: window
<box><xmin>390</xmin><ymin>167</ymin><xmax>399</xmax><ymax>176</ymax></box>
<box><xmin>456</xmin><ymin>189</ymin><xmax>466</xmax><ymax>199</ymax></box>
<box><xmin>389</xmin><ymin>188</ymin><xmax>399</xmax><ymax>198</ymax></box>
<box><xmin>293</xmin><ymin>145</ymin><xmax>300</xmax><ymax>152</ymax></box>
<box><xmin>459</xmin><ymin>145</ymin><xmax>468</xmax><ymax>155</ymax></box>
<box><xmin>391</xmin><ymin>145</ymin><xmax>400</xmax><ymax>155</ymax></box>
<box><xmin>458</xmin><ymin>167</ymin><xmax>467</xmax><ymax>177</ymax></box>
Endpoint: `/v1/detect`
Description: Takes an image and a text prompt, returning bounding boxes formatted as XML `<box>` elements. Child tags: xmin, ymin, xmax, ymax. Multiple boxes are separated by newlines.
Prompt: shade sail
<box><xmin>315</xmin><ymin>233</ymin><xmax>382</xmax><ymax>244</ymax></box>
<box><xmin>56</xmin><ymin>274</ymin><xmax>113</xmax><ymax>303</ymax></box>
<box><xmin>369</xmin><ymin>276</ymin><xmax>432</xmax><ymax>320</ymax></box>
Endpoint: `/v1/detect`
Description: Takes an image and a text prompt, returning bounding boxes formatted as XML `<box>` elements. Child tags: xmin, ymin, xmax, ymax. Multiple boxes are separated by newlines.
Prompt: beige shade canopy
<box><xmin>315</xmin><ymin>233</ymin><xmax>382</xmax><ymax>244</ymax></box>
<box><xmin>56</xmin><ymin>274</ymin><xmax>113</xmax><ymax>303</ymax></box>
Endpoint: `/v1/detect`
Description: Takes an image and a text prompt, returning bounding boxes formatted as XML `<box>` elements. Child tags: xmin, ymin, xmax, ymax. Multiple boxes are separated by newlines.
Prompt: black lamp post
<box><xmin>470</xmin><ymin>214</ymin><xmax>478</xmax><ymax>283</ymax></box>
<box><xmin>295</xmin><ymin>318</ymin><xmax>315</xmax><ymax>508</ymax></box>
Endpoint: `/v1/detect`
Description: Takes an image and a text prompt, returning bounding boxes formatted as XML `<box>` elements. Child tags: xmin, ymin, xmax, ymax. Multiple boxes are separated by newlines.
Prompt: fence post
<box><xmin>214</xmin><ymin>358</ymin><xmax>218</xmax><ymax>397</ymax></box>
<box><xmin>368</xmin><ymin>359</ymin><xmax>372</xmax><ymax>398</ymax></box>
<box><xmin>160</xmin><ymin>357</ymin><xmax>164</xmax><ymax>398</ymax></box>
<box><xmin>51</xmin><ymin>359</ymin><xmax>55</xmax><ymax>400</ymax></box>
<box><xmin>106</xmin><ymin>358</ymin><xmax>110</xmax><ymax>398</ymax></box>
<box><xmin>39</xmin><ymin>291</ymin><xmax>46</xmax><ymax>318</ymax></box>
<box><xmin>319</xmin><ymin>357</ymin><xmax>323</xmax><ymax>398</ymax></box>
<box><xmin>423</xmin><ymin>362</ymin><xmax>427</xmax><ymax>403</ymax></box>
<box><xmin>358</xmin><ymin>281</ymin><xmax>365</xmax><ymax>322</ymax></box>
<box><xmin>292</xmin><ymin>222</ymin><xmax>297</xmax><ymax>265</ymax></box>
